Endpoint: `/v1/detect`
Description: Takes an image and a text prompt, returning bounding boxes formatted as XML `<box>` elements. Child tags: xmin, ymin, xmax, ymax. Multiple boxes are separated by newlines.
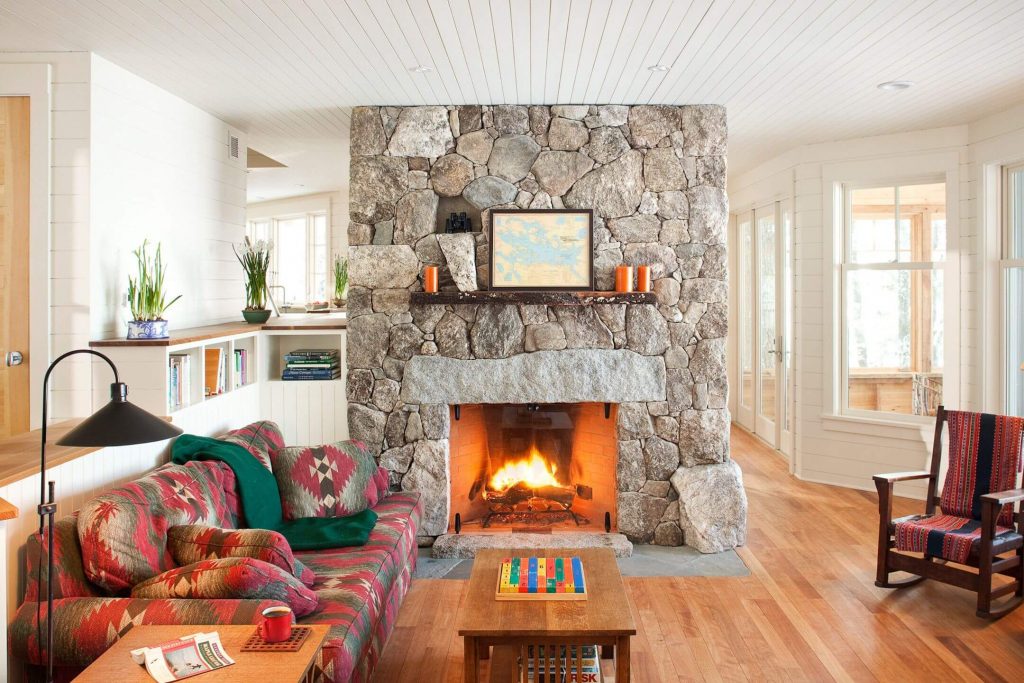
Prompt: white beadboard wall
<box><xmin>89</xmin><ymin>54</ymin><xmax>247</xmax><ymax>340</ymax></box>
<box><xmin>730</xmin><ymin>103</ymin><xmax>1024</xmax><ymax>499</ymax></box>
<box><xmin>0</xmin><ymin>52</ymin><xmax>92</xmax><ymax>420</ymax></box>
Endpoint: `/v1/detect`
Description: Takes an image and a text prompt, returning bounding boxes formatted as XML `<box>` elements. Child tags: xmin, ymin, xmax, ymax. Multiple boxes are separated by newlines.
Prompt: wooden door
<box><xmin>0</xmin><ymin>97</ymin><xmax>30</xmax><ymax>437</ymax></box>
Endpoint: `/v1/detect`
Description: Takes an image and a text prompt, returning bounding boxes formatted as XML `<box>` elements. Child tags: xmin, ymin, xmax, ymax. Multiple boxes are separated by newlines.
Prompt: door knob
<box><xmin>5</xmin><ymin>351</ymin><xmax>23</xmax><ymax>366</ymax></box>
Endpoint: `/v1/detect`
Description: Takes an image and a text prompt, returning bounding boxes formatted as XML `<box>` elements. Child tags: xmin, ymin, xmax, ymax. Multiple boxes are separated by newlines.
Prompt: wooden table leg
<box><xmin>464</xmin><ymin>636</ymin><xmax>479</xmax><ymax>683</ymax></box>
<box><xmin>478</xmin><ymin>640</ymin><xmax>490</xmax><ymax>660</ymax></box>
<box><xmin>615</xmin><ymin>636</ymin><xmax>631</xmax><ymax>683</ymax></box>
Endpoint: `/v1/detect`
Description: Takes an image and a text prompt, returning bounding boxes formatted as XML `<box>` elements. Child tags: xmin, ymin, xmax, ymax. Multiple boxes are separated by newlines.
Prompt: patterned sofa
<box><xmin>9</xmin><ymin>453</ymin><xmax>422</xmax><ymax>682</ymax></box>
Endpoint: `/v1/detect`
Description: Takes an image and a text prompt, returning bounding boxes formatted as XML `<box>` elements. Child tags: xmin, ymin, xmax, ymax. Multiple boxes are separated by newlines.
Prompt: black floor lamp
<box><xmin>38</xmin><ymin>349</ymin><xmax>182</xmax><ymax>682</ymax></box>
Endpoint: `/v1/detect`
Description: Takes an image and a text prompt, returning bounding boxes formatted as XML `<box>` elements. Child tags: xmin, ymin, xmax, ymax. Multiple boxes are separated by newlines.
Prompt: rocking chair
<box><xmin>874</xmin><ymin>405</ymin><xmax>1024</xmax><ymax>618</ymax></box>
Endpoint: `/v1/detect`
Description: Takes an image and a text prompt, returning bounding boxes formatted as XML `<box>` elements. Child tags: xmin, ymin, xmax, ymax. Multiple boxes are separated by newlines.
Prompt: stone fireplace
<box><xmin>347</xmin><ymin>104</ymin><xmax>746</xmax><ymax>554</ymax></box>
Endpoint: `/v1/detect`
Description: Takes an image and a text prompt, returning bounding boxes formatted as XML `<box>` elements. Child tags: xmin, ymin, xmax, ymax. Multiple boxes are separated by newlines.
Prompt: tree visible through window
<box><xmin>843</xmin><ymin>182</ymin><xmax>946</xmax><ymax>416</ymax></box>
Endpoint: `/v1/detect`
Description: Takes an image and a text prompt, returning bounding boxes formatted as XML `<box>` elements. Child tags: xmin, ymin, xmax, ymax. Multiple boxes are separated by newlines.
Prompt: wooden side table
<box><xmin>72</xmin><ymin>624</ymin><xmax>330</xmax><ymax>682</ymax></box>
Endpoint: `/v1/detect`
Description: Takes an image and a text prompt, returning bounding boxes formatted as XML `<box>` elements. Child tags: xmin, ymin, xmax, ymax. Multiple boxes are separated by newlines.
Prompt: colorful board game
<box><xmin>495</xmin><ymin>556</ymin><xmax>588</xmax><ymax>601</ymax></box>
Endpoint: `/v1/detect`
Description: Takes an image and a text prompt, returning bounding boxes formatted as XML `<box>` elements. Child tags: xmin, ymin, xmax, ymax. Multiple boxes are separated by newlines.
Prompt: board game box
<box><xmin>496</xmin><ymin>556</ymin><xmax>588</xmax><ymax>601</ymax></box>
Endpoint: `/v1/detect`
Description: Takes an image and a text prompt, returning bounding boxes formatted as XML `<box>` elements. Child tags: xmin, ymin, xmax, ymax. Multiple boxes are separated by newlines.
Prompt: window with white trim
<box><xmin>841</xmin><ymin>180</ymin><xmax>946</xmax><ymax>417</ymax></box>
<box><xmin>245</xmin><ymin>212</ymin><xmax>329</xmax><ymax>306</ymax></box>
<box><xmin>1003</xmin><ymin>163</ymin><xmax>1024</xmax><ymax>416</ymax></box>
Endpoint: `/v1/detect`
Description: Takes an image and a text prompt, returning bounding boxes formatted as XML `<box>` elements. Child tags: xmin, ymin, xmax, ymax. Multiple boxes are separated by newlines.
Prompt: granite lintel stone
<box><xmin>401</xmin><ymin>350</ymin><xmax>666</xmax><ymax>404</ymax></box>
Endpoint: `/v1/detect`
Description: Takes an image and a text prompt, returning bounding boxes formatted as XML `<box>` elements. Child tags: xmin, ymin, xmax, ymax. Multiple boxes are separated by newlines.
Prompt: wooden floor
<box><xmin>373</xmin><ymin>426</ymin><xmax>1024</xmax><ymax>682</ymax></box>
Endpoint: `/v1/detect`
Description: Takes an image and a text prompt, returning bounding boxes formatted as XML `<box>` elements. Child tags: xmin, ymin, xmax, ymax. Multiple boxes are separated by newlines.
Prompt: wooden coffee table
<box><xmin>72</xmin><ymin>624</ymin><xmax>330</xmax><ymax>682</ymax></box>
<box><xmin>458</xmin><ymin>547</ymin><xmax>636</xmax><ymax>683</ymax></box>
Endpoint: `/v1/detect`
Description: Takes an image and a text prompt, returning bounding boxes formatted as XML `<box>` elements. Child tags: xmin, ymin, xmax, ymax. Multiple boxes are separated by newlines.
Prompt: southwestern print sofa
<box><xmin>9</xmin><ymin>423</ymin><xmax>422</xmax><ymax>682</ymax></box>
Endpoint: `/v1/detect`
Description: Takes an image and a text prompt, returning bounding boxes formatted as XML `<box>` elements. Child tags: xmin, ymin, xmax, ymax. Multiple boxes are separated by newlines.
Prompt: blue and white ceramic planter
<box><xmin>127</xmin><ymin>319</ymin><xmax>169</xmax><ymax>340</ymax></box>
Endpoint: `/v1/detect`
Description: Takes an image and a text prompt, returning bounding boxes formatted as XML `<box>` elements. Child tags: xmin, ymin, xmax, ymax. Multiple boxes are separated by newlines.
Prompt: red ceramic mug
<box><xmin>259</xmin><ymin>606</ymin><xmax>293</xmax><ymax>643</ymax></box>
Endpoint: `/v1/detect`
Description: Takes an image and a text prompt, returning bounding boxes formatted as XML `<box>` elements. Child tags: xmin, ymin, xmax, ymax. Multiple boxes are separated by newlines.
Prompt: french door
<box><xmin>736</xmin><ymin>200</ymin><xmax>794</xmax><ymax>456</ymax></box>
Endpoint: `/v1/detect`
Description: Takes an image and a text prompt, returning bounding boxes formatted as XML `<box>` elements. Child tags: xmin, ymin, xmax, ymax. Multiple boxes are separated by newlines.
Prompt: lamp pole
<box><xmin>37</xmin><ymin>348</ymin><xmax>181</xmax><ymax>682</ymax></box>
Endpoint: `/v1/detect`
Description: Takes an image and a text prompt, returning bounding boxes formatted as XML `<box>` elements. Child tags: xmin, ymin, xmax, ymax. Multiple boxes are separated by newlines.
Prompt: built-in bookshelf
<box><xmin>90</xmin><ymin>317</ymin><xmax>348</xmax><ymax>441</ymax></box>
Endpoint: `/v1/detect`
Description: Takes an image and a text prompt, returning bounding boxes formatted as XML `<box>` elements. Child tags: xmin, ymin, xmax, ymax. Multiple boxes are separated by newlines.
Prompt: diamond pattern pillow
<box><xmin>131</xmin><ymin>557</ymin><xmax>319</xmax><ymax>617</ymax></box>
<box><xmin>271</xmin><ymin>441</ymin><xmax>381</xmax><ymax>520</ymax></box>
<box><xmin>168</xmin><ymin>525</ymin><xmax>315</xmax><ymax>587</ymax></box>
<box><xmin>217</xmin><ymin>420</ymin><xmax>285</xmax><ymax>471</ymax></box>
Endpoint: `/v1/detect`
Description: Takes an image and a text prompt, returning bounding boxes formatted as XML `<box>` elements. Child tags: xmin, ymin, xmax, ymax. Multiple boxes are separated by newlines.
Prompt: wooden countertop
<box><xmin>0</xmin><ymin>420</ymin><xmax>102</xmax><ymax>488</ymax></box>
<box><xmin>89</xmin><ymin>314</ymin><xmax>347</xmax><ymax>348</ymax></box>
<box><xmin>0</xmin><ymin>497</ymin><xmax>18</xmax><ymax>520</ymax></box>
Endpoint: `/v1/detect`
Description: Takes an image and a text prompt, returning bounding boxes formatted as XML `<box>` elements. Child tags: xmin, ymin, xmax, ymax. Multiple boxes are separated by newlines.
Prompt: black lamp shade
<box><xmin>56</xmin><ymin>385</ymin><xmax>182</xmax><ymax>447</ymax></box>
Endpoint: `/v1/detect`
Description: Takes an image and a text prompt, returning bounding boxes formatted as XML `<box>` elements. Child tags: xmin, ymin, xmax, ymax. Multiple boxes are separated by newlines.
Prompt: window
<box><xmin>738</xmin><ymin>214</ymin><xmax>753</xmax><ymax>412</ymax></box>
<box><xmin>1004</xmin><ymin>164</ymin><xmax>1024</xmax><ymax>416</ymax></box>
<box><xmin>841</xmin><ymin>181</ymin><xmax>946</xmax><ymax>417</ymax></box>
<box><xmin>245</xmin><ymin>211</ymin><xmax>329</xmax><ymax>306</ymax></box>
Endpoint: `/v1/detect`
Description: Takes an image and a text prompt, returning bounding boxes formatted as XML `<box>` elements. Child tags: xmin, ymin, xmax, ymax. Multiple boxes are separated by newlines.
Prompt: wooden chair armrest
<box><xmin>873</xmin><ymin>471</ymin><xmax>933</xmax><ymax>484</ymax></box>
<box><xmin>980</xmin><ymin>488</ymin><xmax>1024</xmax><ymax>507</ymax></box>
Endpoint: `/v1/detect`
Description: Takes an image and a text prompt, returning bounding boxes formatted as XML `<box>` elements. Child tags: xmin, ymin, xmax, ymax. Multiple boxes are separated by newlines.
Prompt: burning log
<box><xmin>533</xmin><ymin>486</ymin><xmax>576</xmax><ymax>507</ymax></box>
<box><xmin>483</xmin><ymin>481</ymin><xmax>533</xmax><ymax>506</ymax></box>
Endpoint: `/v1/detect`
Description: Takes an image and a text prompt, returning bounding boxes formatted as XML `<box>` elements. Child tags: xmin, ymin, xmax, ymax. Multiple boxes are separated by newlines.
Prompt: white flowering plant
<box><xmin>233</xmin><ymin>238</ymin><xmax>273</xmax><ymax>310</ymax></box>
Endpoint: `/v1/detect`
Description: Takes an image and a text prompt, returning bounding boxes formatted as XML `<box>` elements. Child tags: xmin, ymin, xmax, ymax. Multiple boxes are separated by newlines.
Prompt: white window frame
<box><xmin>822</xmin><ymin>152</ymin><xmax>960</xmax><ymax>431</ymax></box>
<box><xmin>247</xmin><ymin>194</ymin><xmax>332</xmax><ymax>306</ymax></box>
<box><xmin>1000</xmin><ymin>162</ymin><xmax>1024</xmax><ymax>414</ymax></box>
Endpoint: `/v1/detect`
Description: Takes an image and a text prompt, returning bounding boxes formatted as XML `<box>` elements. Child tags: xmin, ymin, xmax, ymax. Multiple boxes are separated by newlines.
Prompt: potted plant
<box><xmin>126</xmin><ymin>240</ymin><xmax>181</xmax><ymax>339</ymax></box>
<box><xmin>234</xmin><ymin>238</ymin><xmax>273</xmax><ymax>323</ymax></box>
<box><xmin>333</xmin><ymin>254</ymin><xmax>348</xmax><ymax>308</ymax></box>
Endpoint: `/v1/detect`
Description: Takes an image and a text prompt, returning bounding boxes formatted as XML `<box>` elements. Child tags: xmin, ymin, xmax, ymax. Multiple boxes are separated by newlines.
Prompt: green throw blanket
<box><xmin>171</xmin><ymin>434</ymin><xmax>377</xmax><ymax>550</ymax></box>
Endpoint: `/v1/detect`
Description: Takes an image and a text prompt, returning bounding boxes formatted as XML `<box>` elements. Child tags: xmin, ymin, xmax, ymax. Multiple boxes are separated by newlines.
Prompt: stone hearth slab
<box><xmin>401</xmin><ymin>349</ymin><xmax>666</xmax><ymax>404</ymax></box>
<box><xmin>431</xmin><ymin>532</ymin><xmax>634</xmax><ymax>558</ymax></box>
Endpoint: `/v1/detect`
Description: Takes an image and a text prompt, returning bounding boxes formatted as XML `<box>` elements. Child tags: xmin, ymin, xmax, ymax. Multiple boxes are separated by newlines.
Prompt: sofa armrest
<box><xmin>10</xmin><ymin>597</ymin><xmax>283</xmax><ymax>667</ymax></box>
<box><xmin>872</xmin><ymin>471</ymin><xmax>933</xmax><ymax>485</ymax></box>
<box><xmin>980</xmin><ymin>488</ymin><xmax>1024</xmax><ymax>507</ymax></box>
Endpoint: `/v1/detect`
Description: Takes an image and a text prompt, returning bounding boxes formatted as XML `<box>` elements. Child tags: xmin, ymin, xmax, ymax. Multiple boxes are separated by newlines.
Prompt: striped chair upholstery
<box><xmin>894</xmin><ymin>410</ymin><xmax>1024</xmax><ymax>563</ymax></box>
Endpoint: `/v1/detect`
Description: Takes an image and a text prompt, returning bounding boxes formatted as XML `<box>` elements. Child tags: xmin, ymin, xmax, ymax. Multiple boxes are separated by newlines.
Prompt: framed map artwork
<box><xmin>488</xmin><ymin>209</ymin><xmax>594</xmax><ymax>291</ymax></box>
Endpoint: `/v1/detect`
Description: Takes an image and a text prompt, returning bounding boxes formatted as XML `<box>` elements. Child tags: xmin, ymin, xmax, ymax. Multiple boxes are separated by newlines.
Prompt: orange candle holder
<box><xmin>423</xmin><ymin>265</ymin><xmax>439</xmax><ymax>293</ymax></box>
<box><xmin>636</xmin><ymin>265</ymin><xmax>652</xmax><ymax>292</ymax></box>
<box><xmin>614</xmin><ymin>265</ymin><xmax>634</xmax><ymax>293</ymax></box>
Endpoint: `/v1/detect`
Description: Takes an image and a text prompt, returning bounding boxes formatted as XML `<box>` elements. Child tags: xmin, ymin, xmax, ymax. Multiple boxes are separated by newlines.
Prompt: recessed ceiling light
<box><xmin>648</xmin><ymin>64</ymin><xmax>670</xmax><ymax>72</ymax></box>
<box><xmin>877</xmin><ymin>80</ymin><xmax>913</xmax><ymax>91</ymax></box>
<box><xmin>409</xmin><ymin>64</ymin><xmax>433</xmax><ymax>73</ymax></box>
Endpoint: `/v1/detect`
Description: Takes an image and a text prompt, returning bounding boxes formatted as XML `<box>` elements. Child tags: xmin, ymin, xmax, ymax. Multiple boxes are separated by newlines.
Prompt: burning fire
<box><xmin>489</xmin><ymin>447</ymin><xmax>560</xmax><ymax>491</ymax></box>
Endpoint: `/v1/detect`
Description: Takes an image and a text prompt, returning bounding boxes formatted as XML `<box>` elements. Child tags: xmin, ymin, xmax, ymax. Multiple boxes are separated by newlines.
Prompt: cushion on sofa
<box><xmin>77</xmin><ymin>462</ymin><xmax>236</xmax><ymax>594</ymax></box>
<box><xmin>169</xmin><ymin>525</ymin><xmax>315</xmax><ymax>587</ymax></box>
<box><xmin>296</xmin><ymin>491</ymin><xmax>422</xmax><ymax>682</ymax></box>
<box><xmin>131</xmin><ymin>557</ymin><xmax>319</xmax><ymax>617</ymax></box>
<box><xmin>24</xmin><ymin>513</ymin><xmax>103</xmax><ymax>601</ymax></box>
<box><xmin>272</xmin><ymin>441</ymin><xmax>381</xmax><ymax>520</ymax></box>
<box><xmin>217</xmin><ymin>420</ymin><xmax>284</xmax><ymax>471</ymax></box>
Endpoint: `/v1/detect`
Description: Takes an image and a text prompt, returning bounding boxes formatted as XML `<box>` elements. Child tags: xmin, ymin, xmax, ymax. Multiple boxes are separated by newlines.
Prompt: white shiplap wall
<box><xmin>0</xmin><ymin>53</ymin><xmax>92</xmax><ymax>420</ymax></box>
<box><xmin>89</xmin><ymin>54</ymin><xmax>248</xmax><ymax>340</ymax></box>
<box><xmin>730</xmin><ymin>107</ymin><xmax>1024</xmax><ymax>498</ymax></box>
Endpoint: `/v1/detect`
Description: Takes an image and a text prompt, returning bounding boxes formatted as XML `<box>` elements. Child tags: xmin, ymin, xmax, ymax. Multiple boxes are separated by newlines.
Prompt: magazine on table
<box><xmin>129</xmin><ymin>631</ymin><xmax>235</xmax><ymax>681</ymax></box>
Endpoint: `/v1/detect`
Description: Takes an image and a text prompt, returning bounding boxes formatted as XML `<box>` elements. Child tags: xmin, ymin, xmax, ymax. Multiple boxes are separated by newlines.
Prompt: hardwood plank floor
<box><xmin>374</xmin><ymin>425</ymin><xmax>1024</xmax><ymax>682</ymax></box>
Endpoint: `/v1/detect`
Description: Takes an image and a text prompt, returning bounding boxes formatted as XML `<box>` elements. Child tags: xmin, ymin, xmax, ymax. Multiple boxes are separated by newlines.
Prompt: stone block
<box><xmin>350</xmin><ymin>245</ymin><xmax>419</xmax><ymax>289</ymax></box>
<box><xmin>388</xmin><ymin>106</ymin><xmax>453</xmax><ymax>157</ymax></box>
<box><xmin>671</xmin><ymin>460</ymin><xmax>746</xmax><ymax>553</ymax></box>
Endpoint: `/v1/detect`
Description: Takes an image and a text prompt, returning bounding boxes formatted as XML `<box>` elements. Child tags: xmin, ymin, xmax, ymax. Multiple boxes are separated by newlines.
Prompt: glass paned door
<box><xmin>737</xmin><ymin>214</ymin><xmax>754</xmax><ymax>428</ymax></box>
<box><xmin>755</xmin><ymin>205</ymin><xmax>778</xmax><ymax>443</ymax></box>
<box><xmin>1005</xmin><ymin>165</ymin><xmax>1024</xmax><ymax>415</ymax></box>
<box><xmin>779</xmin><ymin>199</ymin><xmax>795</xmax><ymax>455</ymax></box>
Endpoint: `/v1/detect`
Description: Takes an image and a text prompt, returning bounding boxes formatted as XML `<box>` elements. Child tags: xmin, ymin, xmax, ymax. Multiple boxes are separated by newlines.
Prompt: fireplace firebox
<box><xmin>448</xmin><ymin>403</ymin><xmax>618</xmax><ymax>534</ymax></box>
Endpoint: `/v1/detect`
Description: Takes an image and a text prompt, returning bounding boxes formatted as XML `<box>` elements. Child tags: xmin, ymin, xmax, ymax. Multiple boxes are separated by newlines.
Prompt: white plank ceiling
<box><xmin>2</xmin><ymin>0</ymin><xmax>1024</xmax><ymax>199</ymax></box>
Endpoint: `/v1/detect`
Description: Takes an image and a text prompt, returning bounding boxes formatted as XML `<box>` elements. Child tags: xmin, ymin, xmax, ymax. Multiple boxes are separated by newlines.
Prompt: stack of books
<box><xmin>168</xmin><ymin>354</ymin><xmax>191</xmax><ymax>409</ymax></box>
<box><xmin>233</xmin><ymin>348</ymin><xmax>249</xmax><ymax>388</ymax></box>
<box><xmin>282</xmin><ymin>348</ymin><xmax>340</xmax><ymax>381</ymax></box>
